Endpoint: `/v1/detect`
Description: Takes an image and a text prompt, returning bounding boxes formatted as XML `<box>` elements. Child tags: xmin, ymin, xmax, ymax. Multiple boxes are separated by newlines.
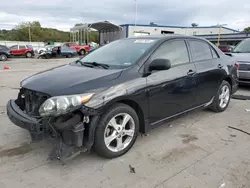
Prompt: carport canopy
<box><xmin>89</xmin><ymin>21</ymin><xmax>122</xmax><ymax>32</ymax></box>
<box><xmin>70</xmin><ymin>21</ymin><xmax>122</xmax><ymax>32</ymax></box>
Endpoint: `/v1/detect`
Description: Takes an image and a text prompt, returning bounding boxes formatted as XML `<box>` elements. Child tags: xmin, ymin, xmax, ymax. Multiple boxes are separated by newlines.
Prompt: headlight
<box><xmin>39</xmin><ymin>93</ymin><xmax>94</xmax><ymax>116</ymax></box>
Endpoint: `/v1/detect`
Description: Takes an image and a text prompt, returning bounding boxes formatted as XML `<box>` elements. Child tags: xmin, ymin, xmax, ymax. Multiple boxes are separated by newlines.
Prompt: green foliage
<box><xmin>0</xmin><ymin>21</ymin><xmax>99</xmax><ymax>43</ymax></box>
<box><xmin>244</xmin><ymin>27</ymin><xmax>250</xmax><ymax>32</ymax></box>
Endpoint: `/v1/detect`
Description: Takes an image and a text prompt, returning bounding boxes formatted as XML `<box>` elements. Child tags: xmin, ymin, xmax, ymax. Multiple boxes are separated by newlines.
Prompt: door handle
<box><xmin>187</xmin><ymin>70</ymin><xmax>196</xmax><ymax>76</ymax></box>
<box><xmin>218</xmin><ymin>64</ymin><xmax>223</xmax><ymax>69</ymax></box>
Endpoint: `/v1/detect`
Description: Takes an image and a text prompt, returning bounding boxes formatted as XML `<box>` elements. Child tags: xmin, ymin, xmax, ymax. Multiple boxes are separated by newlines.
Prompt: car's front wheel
<box><xmin>94</xmin><ymin>103</ymin><xmax>139</xmax><ymax>158</ymax></box>
<box><xmin>0</xmin><ymin>54</ymin><xmax>7</xmax><ymax>61</ymax></box>
<box><xmin>210</xmin><ymin>80</ymin><xmax>231</xmax><ymax>112</ymax></box>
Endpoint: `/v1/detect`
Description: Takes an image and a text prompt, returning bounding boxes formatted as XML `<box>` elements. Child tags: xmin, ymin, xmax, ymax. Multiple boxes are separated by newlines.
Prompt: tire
<box><xmin>0</xmin><ymin>54</ymin><xmax>7</xmax><ymax>61</ymax></box>
<box><xmin>67</xmin><ymin>53</ymin><xmax>72</xmax><ymax>58</ymax></box>
<box><xmin>210</xmin><ymin>80</ymin><xmax>231</xmax><ymax>112</ymax></box>
<box><xmin>94</xmin><ymin>103</ymin><xmax>139</xmax><ymax>158</ymax></box>
<box><xmin>38</xmin><ymin>56</ymin><xmax>45</xmax><ymax>59</ymax></box>
<box><xmin>26</xmin><ymin>52</ymin><xmax>32</xmax><ymax>58</ymax></box>
<box><xmin>79</xmin><ymin>49</ymin><xmax>85</xmax><ymax>55</ymax></box>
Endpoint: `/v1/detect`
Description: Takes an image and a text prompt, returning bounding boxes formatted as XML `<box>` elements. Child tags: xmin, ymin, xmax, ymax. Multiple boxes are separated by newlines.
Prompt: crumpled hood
<box><xmin>21</xmin><ymin>64</ymin><xmax>122</xmax><ymax>96</ymax></box>
<box><xmin>230</xmin><ymin>53</ymin><xmax>250</xmax><ymax>62</ymax></box>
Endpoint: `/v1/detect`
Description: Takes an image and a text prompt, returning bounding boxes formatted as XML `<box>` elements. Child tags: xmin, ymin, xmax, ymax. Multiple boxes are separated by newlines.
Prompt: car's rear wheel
<box><xmin>26</xmin><ymin>52</ymin><xmax>32</xmax><ymax>58</ymax></box>
<box><xmin>0</xmin><ymin>54</ymin><xmax>7</xmax><ymax>61</ymax></box>
<box><xmin>67</xmin><ymin>53</ymin><xmax>72</xmax><ymax>58</ymax></box>
<box><xmin>94</xmin><ymin>104</ymin><xmax>139</xmax><ymax>158</ymax></box>
<box><xmin>210</xmin><ymin>80</ymin><xmax>231</xmax><ymax>112</ymax></box>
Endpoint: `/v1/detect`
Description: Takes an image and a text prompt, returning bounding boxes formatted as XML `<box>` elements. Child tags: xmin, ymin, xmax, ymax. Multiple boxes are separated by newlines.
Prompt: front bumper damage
<box><xmin>6</xmin><ymin>99</ymin><xmax>97</xmax><ymax>161</ymax></box>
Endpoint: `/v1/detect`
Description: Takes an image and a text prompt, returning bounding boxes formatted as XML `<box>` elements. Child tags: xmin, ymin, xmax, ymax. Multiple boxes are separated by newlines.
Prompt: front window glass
<box><xmin>233</xmin><ymin>39</ymin><xmax>250</xmax><ymax>53</ymax></box>
<box><xmin>78</xmin><ymin>38</ymin><xmax>157</xmax><ymax>68</ymax></box>
<box><xmin>150</xmin><ymin>40</ymin><xmax>189</xmax><ymax>66</ymax></box>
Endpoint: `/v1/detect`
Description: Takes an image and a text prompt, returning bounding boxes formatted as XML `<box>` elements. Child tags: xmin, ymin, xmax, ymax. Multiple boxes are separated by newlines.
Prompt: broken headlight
<box><xmin>39</xmin><ymin>93</ymin><xmax>94</xmax><ymax>116</ymax></box>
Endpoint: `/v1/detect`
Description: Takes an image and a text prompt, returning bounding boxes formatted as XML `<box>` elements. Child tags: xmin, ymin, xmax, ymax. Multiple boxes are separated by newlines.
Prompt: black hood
<box><xmin>21</xmin><ymin>64</ymin><xmax>122</xmax><ymax>96</ymax></box>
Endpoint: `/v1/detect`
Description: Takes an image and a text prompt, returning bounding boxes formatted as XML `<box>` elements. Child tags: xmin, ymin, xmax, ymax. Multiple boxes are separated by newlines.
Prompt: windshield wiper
<box><xmin>75</xmin><ymin>60</ymin><xmax>94</xmax><ymax>68</ymax></box>
<box><xmin>83</xmin><ymin>62</ymin><xmax>109</xmax><ymax>69</ymax></box>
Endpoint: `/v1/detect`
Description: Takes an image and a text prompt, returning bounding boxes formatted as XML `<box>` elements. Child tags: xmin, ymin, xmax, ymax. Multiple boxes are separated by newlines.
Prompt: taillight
<box><xmin>235</xmin><ymin>62</ymin><xmax>240</xmax><ymax>69</ymax></box>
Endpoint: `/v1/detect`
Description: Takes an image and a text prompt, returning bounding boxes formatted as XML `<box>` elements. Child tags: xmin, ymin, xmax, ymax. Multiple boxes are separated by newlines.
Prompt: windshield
<box><xmin>233</xmin><ymin>39</ymin><xmax>250</xmax><ymax>53</ymax></box>
<box><xmin>78</xmin><ymin>38</ymin><xmax>157</xmax><ymax>68</ymax></box>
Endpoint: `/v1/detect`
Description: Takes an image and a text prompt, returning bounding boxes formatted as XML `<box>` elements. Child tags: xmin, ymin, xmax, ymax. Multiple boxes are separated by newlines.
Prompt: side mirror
<box><xmin>149</xmin><ymin>59</ymin><xmax>171</xmax><ymax>71</ymax></box>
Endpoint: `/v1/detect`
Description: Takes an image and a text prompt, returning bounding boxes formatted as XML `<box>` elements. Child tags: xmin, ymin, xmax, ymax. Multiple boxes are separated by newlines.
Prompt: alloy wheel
<box><xmin>104</xmin><ymin>113</ymin><xmax>135</xmax><ymax>152</ymax></box>
<box><xmin>0</xmin><ymin>54</ymin><xmax>7</xmax><ymax>61</ymax></box>
<box><xmin>219</xmin><ymin>85</ymin><xmax>230</xmax><ymax>109</ymax></box>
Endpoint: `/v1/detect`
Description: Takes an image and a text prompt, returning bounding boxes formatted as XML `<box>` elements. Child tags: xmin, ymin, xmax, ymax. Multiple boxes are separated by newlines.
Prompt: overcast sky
<box><xmin>0</xmin><ymin>0</ymin><xmax>250</xmax><ymax>31</ymax></box>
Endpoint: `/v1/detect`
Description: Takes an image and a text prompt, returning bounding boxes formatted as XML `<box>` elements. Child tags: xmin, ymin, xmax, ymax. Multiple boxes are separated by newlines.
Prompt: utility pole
<box><xmin>216</xmin><ymin>23</ymin><xmax>227</xmax><ymax>47</ymax></box>
<box><xmin>135</xmin><ymin>0</ymin><xmax>138</xmax><ymax>27</ymax></box>
<box><xmin>28</xmin><ymin>24</ymin><xmax>31</xmax><ymax>42</ymax></box>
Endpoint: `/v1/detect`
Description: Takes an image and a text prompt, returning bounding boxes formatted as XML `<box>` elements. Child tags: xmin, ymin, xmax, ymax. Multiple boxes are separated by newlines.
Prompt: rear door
<box><xmin>18</xmin><ymin>45</ymin><xmax>27</xmax><ymax>55</ymax></box>
<box><xmin>187</xmin><ymin>39</ymin><xmax>223</xmax><ymax>105</ymax></box>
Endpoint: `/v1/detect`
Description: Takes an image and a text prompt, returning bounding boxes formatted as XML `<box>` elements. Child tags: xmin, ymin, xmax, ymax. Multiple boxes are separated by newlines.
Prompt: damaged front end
<box><xmin>6</xmin><ymin>88</ymin><xmax>98</xmax><ymax>160</ymax></box>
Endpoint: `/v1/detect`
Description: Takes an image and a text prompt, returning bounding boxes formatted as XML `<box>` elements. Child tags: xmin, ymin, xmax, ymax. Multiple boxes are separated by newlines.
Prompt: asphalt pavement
<box><xmin>0</xmin><ymin>58</ymin><xmax>250</xmax><ymax>188</ymax></box>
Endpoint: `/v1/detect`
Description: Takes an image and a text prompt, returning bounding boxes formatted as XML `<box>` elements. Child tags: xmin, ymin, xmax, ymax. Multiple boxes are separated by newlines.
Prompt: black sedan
<box><xmin>6</xmin><ymin>35</ymin><xmax>238</xmax><ymax>160</ymax></box>
<box><xmin>0</xmin><ymin>45</ymin><xmax>12</xmax><ymax>61</ymax></box>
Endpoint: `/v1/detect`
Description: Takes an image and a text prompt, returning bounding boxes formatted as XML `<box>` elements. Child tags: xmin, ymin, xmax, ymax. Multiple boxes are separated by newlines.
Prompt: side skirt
<box><xmin>149</xmin><ymin>97</ymin><xmax>214</xmax><ymax>129</ymax></box>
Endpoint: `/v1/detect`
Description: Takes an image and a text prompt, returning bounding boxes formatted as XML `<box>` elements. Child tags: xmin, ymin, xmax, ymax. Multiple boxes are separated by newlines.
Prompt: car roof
<box><xmin>125</xmin><ymin>34</ymin><xmax>208</xmax><ymax>42</ymax></box>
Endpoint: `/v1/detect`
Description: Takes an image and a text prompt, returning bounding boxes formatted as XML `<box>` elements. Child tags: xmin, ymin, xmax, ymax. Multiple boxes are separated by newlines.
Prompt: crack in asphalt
<box><xmin>0</xmin><ymin>85</ymin><xmax>20</xmax><ymax>90</ymax></box>
<box><xmin>154</xmin><ymin>145</ymin><xmax>226</xmax><ymax>188</ymax></box>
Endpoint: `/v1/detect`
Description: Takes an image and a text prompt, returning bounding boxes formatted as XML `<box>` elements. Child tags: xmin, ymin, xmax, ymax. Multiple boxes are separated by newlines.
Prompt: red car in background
<box><xmin>218</xmin><ymin>45</ymin><xmax>235</xmax><ymax>53</ymax></box>
<box><xmin>62</xmin><ymin>42</ymin><xmax>89</xmax><ymax>55</ymax></box>
<box><xmin>9</xmin><ymin>44</ymin><xmax>34</xmax><ymax>58</ymax></box>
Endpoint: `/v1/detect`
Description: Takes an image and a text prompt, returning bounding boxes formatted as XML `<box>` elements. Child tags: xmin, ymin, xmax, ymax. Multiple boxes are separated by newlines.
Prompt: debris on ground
<box><xmin>140</xmin><ymin>133</ymin><xmax>149</xmax><ymax>137</ymax></box>
<box><xmin>129</xmin><ymin>164</ymin><xmax>136</xmax><ymax>173</ymax></box>
<box><xmin>228</xmin><ymin>126</ymin><xmax>250</xmax><ymax>136</ymax></box>
<box><xmin>219</xmin><ymin>182</ymin><xmax>226</xmax><ymax>188</ymax></box>
<box><xmin>232</xmin><ymin>94</ymin><xmax>250</xmax><ymax>100</ymax></box>
<box><xmin>245</xmin><ymin>109</ymin><xmax>250</xmax><ymax>112</ymax></box>
<box><xmin>3</xmin><ymin>65</ymin><xmax>11</xmax><ymax>70</ymax></box>
<box><xmin>230</xmin><ymin>134</ymin><xmax>237</xmax><ymax>137</ymax></box>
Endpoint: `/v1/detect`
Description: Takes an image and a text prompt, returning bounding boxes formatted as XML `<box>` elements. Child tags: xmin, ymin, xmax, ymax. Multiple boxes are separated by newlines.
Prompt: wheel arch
<box><xmin>85</xmin><ymin>97</ymin><xmax>147</xmax><ymax>149</ymax></box>
<box><xmin>100</xmin><ymin>97</ymin><xmax>146</xmax><ymax>133</ymax></box>
<box><xmin>223</xmin><ymin>76</ymin><xmax>233</xmax><ymax>92</ymax></box>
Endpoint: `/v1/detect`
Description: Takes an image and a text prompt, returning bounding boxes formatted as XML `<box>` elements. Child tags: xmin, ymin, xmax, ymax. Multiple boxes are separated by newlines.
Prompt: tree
<box><xmin>244</xmin><ymin>27</ymin><xmax>250</xmax><ymax>32</ymax></box>
<box><xmin>0</xmin><ymin>21</ymin><xmax>99</xmax><ymax>43</ymax></box>
<box><xmin>191</xmin><ymin>23</ymin><xmax>199</xmax><ymax>27</ymax></box>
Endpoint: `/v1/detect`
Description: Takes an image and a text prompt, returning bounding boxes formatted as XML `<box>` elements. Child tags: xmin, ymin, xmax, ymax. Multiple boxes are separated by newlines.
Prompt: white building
<box><xmin>69</xmin><ymin>21</ymin><xmax>240</xmax><ymax>44</ymax></box>
<box><xmin>121</xmin><ymin>24</ymin><xmax>239</xmax><ymax>36</ymax></box>
<box><xmin>98</xmin><ymin>23</ymin><xmax>239</xmax><ymax>44</ymax></box>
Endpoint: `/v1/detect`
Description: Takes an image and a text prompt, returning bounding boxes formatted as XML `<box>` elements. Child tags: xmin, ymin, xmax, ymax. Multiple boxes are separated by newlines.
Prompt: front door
<box><xmin>145</xmin><ymin>39</ymin><xmax>197</xmax><ymax>124</ymax></box>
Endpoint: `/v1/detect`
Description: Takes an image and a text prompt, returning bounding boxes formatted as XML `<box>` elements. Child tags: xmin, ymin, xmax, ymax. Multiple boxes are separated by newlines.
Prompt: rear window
<box><xmin>0</xmin><ymin>45</ymin><xmax>9</xmax><ymax>50</ymax></box>
<box><xmin>26</xmin><ymin>45</ymin><xmax>33</xmax><ymax>49</ymax></box>
<box><xmin>188</xmin><ymin>40</ymin><xmax>213</xmax><ymax>61</ymax></box>
<box><xmin>233</xmin><ymin>39</ymin><xmax>250</xmax><ymax>53</ymax></box>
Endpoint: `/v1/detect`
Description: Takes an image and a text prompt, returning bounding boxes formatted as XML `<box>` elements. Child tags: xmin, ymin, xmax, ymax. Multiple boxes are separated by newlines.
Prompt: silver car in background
<box><xmin>229</xmin><ymin>38</ymin><xmax>250</xmax><ymax>84</ymax></box>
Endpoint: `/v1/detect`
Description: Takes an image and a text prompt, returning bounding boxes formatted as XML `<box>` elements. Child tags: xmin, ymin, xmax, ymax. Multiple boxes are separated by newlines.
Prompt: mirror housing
<box><xmin>149</xmin><ymin>59</ymin><xmax>171</xmax><ymax>71</ymax></box>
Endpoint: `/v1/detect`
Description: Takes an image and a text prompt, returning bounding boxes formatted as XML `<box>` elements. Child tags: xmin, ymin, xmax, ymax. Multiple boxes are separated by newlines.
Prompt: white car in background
<box><xmin>35</xmin><ymin>45</ymin><xmax>54</xmax><ymax>54</ymax></box>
